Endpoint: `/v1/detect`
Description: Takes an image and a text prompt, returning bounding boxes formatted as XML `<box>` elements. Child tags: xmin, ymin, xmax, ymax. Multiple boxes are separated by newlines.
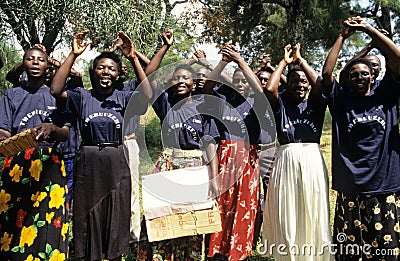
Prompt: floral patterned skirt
<box><xmin>334</xmin><ymin>191</ymin><xmax>400</xmax><ymax>261</ymax></box>
<box><xmin>0</xmin><ymin>146</ymin><xmax>68</xmax><ymax>261</ymax></box>
<box><xmin>208</xmin><ymin>140</ymin><xmax>259</xmax><ymax>261</ymax></box>
<box><xmin>137</xmin><ymin>148</ymin><xmax>205</xmax><ymax>261</ymax></box>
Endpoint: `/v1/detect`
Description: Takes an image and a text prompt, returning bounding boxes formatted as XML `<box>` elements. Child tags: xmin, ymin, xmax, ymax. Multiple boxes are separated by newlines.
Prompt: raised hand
<box><xmin>194</xmin><ymin>50</ymin><xmax>206</xmax><ymax>59</ymax></box>
<box><xmin>108</xmin><ymin>37</ymin><xmax>122</xmax><ymax>52</ymax></box>
<box><xmin>221</xmin><ymin>43</ymin><xmax>238</xmax><ymax>63</ymax></box>
<box><xmin>72</xmin><ymin>30</ymin><xmax>91</xmax><ymax>56</ymax></box>
<box><xmin>115</xmin><ymin>31</ymin><xmax>135</xmax><ymax>59</ymax></box>
<box><xmin>283</xmin><ymin>44</ymin><xmax>293</xmax><ymax>64</ymax></box>
<box><xmin>162</xmin><ymin>29</ymin><xmax>174</xmax><ymax>46</ymax></box>
<box><xmin>292</xmin><ymin>43</ymin><xmax>303</xmax><ymax>64</ymax></box>
<box><xmin>258</xmin><ymin>54</ymin><xmax>272</xmax><ymax>68</ymax></box>
<box><xmin>33</xmin><ymin>44</ymin><xmax>47</xmax><ymax>53</ymax></box>
<box><xmin>344</xmin><ymin>16</ymin><xmax>369</xmax><ymax>33</ymax></box>
<box><xmin>194</xmin><ymin>50</ymin><xmax>208</xmax><ymax>66</ymax></box>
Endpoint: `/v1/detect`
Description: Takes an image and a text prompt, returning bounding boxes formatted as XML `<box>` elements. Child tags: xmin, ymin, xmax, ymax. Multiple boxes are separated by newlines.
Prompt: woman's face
<box><xmin>365</xmin><ymin>55</ymin><xmax>381</xmax><ymax>80</ymax></box>
<box><xmin>287</xmin><ymin>70</ymin><xmax>309</xmax><ymax>100</ymax></box>
<box><xmin>348</xmin><ymin>63</ymin><xmax>373</xmax><ymax>95</ymax></box>
<box><xmin>171</xmin><ymin>68</ymin><xmax>195</xmax><ymax>96</ymax></box>
<box><xmin>258</xmin><ymin>71</ymin><xmax>271</xmax><ymax>89</ymax></box>
<box><xmin>195</xmin><ymin>67</ymin><xmax>209</xmax><ymax>89</ymax></box>
<box><xmin>93</xmin><ymin>58</ymin><xmax>120</xmax><ymax>89</ymax></box>
<box><xmin>24</xmin><ymin>49</ymin><xmax>48</xmax><ymax>79</ymax></box>
<box><xmin>232</xmin><ymin>71</ymin><xmax>250</xmax><ymax>97</ymax></box>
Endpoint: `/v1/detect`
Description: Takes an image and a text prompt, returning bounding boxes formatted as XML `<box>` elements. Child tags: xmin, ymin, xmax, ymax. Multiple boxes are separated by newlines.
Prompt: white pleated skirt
<box><xmin>262</xmin><ymin>143</ymin><xmax>333</xmax><ymax>261</ymax></box>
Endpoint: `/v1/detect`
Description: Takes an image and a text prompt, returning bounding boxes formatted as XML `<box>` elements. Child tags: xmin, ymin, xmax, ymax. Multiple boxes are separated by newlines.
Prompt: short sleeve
<box><xmin>151</xmin><ymin>85</ymin><xmax>169</xmax><ymax>121</ymax></box>
<box><xmin>125</xmin><ymin>90</ymin><xmax>148</xmax><ymax>115</ymax></box>
<box><xmin>66</xmin><ymin>87</ymin><xmax>83</xmax><ymax>115</ymax></box>
<box><xmin>0</xmin><ymin>89</ymin><xmax>12</xmax><ymax>132</ymax></box>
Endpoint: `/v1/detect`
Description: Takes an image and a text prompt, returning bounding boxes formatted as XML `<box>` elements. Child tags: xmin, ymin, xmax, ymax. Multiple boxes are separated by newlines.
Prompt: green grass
<box><xmin>320</xmin><ymin>110</ymin><xmax>337</xmax><ymax>230</ymax></box>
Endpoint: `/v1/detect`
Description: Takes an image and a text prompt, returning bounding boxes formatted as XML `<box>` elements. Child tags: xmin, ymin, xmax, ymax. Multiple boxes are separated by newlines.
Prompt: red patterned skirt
<box><xmin>208</xmin><ymin>140</ymin><xmax>259</xmax><ymax>260</ymax></box>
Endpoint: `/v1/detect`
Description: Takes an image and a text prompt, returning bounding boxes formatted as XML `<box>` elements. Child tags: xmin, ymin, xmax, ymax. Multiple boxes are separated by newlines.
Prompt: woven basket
<box><xmin>0</xmin><ymin>129</ymin><xmax>39</xmax><ymax>157</ymax></box>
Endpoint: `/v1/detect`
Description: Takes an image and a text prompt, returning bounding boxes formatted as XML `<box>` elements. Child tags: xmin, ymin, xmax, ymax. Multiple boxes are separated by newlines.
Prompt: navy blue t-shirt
<box><xmin>255</xmin><ymin>94</ymin><xmax>275</xmax><ymax>145</ymax></box>
<box><xmin>67</xmin><ymin>88</ymin><xmax>146</xmax><ymax>144</ymax></box>
<box><xmin>152</xmin><ymin>86</ymin><xmax>219</xmax><ymax>150</ymax></box>
<box><xmin>211</xmin><ymin>85</ymin><xmax>260</xmax><ymax>144</ymax></box>
<box><xmin>0</xmin><ymin>86</ymin><xmax>70</xmax><ymax>142</ymax></box>
<box><xmin>123</xmin><ymin>79</ymin><xmax>138</xmax><ymax>92</ymax></box>
<box><xmin>327</xmin><ymin>72</ymin><xmax>400</xmax><ymax>194</ymax></box>
<box><xmin>274</xmin><ymin>91</ymin><xmax>326</xmax><ymax>145</ymax></box>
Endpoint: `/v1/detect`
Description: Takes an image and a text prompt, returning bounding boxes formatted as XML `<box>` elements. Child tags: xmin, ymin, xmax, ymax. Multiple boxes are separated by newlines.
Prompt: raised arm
<box><xmin>348</xmin><ymin>17</ymin><xmax>400</xmax><ymax>77</ymax></box>
<box><xmin>145</xmin><ymin>29</ymin><xmax>174</xmax><ymax>76</ymax></box>
<box><xmin>51</xmin><ymin>30</ymin><xmax>91</xmax><ymax>101</ymax></box>
<box><xmin>265</xmin><ymin>44</ymin><xmax>293</xmax><ymax>111</ymax></box>
<box><xmin>253</xmin><ymin>54</ymin><xmax>271</xmax><ymax>75</ymax></box>
<box><xmin>135</xmin><ymin>50</ymin><xmax>151</xmax><ymax>67</ymax></box>
<box><xmin>201</xmin><ymin>44</ymin><xmax>233</xmax><ymax>94</ymax></box>
<box><xmin>6</xmin><ymin>62</ymin><xmax>24</xmax><ymax>86</ymax></box>
<box><xmin>195</xmin><ymin>49</ymin><xmax>232</xmax><ymax>85</ymax></box>
<box><xmin>292</xmin><ymin>43</ymin><xmax>322</xmax><ymax>98</ymax></box>
<box><xmin>225</xmin><ymin>45</ymin><xmax>263</xmax><ymax>95</ymax></box>
<box><xmin>116</xmin><ymin>31</ymin><xmax>152</xmax><ymax>100</ymax></box>
<box><xmin>254</xmin><ymin>54</ymin><xmax>287</xmax><ymax>85</ymax></box>
<box><xmin>321</xmin><ymin>21</ymin><xmax>354</xmax><ymax>95</ymax></box>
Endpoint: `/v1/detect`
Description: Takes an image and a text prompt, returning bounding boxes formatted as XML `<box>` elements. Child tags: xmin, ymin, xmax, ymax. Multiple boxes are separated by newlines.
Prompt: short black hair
<box><xmin>23</xmin><ymin>46</ymin><xmax>48</xmax><ymax>63</ymax></box>
<box><xmin>173</xmin><ymin>63</ymin><xmax>196</xmax><ymax>78</ymax></box>
<box><xmin>233</xmin><ymin>67</ymin><xmax>243</xmax><ymax>76</ymax></box>
<box><xmin>286</xmin><ymin>66</ymin><xmax>304</xmax><ymax>83</ymax></box>
<box><xmin>339</xmin><ymin>58</ymin><xmax>373</xmax><ymax>86</ymax></box>
<box><xmin>92</xmin><ymin>51</ymin><xmax>123</xmax><ymax>75</ymax></box>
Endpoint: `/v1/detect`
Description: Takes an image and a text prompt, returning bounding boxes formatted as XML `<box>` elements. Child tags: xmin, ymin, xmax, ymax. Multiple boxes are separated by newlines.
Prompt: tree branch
<box><xmin>0</xmin><ymin>6</ymin><xmax>30</xmax><ymax>50</ymax></box>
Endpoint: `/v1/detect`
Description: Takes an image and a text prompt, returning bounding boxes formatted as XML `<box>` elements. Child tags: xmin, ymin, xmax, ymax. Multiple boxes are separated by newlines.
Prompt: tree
<box><xmin>194</xmin><ymin>0</ymin><xmax>399</xmax><ymax>67</ymax></box>
<box><xmin>0</xmin><ymin>0</ymin><xmax>196</xmax><ymax>59</ymax></box>
<box><xmin>0</xmin><ymin>0</ymin><xmax>199</xmax><ymax>90</ymax></box>
<box><xmin>0</xmin><ymin>41</ymin><xmax>22</xmax><ymax>95</ymax></box>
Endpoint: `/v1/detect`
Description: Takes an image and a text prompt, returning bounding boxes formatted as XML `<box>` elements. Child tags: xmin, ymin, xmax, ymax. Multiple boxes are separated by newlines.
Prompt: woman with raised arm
<box><xmin>0</xmin><ymin>46</ymin><xmax>70</xmax><ymax>260</ymax></box>
<box><xmin>262</xmin><ymin>43</ymin><xmax>332</xmax><ymax>261</ymax></box>
<box><xmin>138</xmin><ymin>63</ymin><xmax>220</xmax><ymax>261</ymax></box>
<box><xmin>322</xmin><ymin>17</ymin><xmax>400</xmax><ymax>261</ymax></box>
<box><xmin>51</xmin><ymin>30</ymin><xmax>151</xmax><ymax>261</ymax></box>
<box><xmin>201</xmin><ymin>44</ymin><xmax>268</xmax><ymax>261</ymax></box>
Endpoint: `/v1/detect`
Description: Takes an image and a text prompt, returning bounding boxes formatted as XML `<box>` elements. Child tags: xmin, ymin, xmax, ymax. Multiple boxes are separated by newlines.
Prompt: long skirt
<box><xmin>73</xmin><ymin>145</ymin><xmax>131</xmax><ymax>260</ymax></box>
<box><xmin>137</xmin><ymin>148</ymin><xmax>204</xmax><ymax>261</ymax></box>
<box><xmin>262</xmin><ymin>143</ymin><xmax>332</xmax><ymax>261</ymax></box>
<box><xmin>253</xmin><ymin>144</ymin><xmax>277</xmax><ymax>249</ymax></box>
<box><xmin>208</xmin><ymin>140</ymin><xmax>260</xmax><ymax>261</ymax></box>
<box><xmin>124</xmin><ymin>138</ymin><xmax>141</xmax><ymax>242</ymax></box>
<box><xmin>334</xmin><ymin>191</ymin><xmax>400</xmax><ymax>261</ymax></box>
<box><xmin>0</xmin><ymin>146</ymin><xmax>69</xmax><ymax>261</ymax></box>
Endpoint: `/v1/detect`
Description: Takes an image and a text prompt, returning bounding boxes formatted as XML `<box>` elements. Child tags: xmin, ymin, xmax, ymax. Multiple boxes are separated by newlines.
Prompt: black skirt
<box><xmin>73</xmin><ymin>145</ymin><xmax>131</xmax><ymax>260</ymax></box>
<box><xmin>334</xmin><ymin>191</ymin><xmax>400</xmax><ymax>261</ymax></box>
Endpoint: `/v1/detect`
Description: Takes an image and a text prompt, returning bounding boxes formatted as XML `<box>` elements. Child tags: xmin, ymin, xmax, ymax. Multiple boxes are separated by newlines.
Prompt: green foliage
<box><xmin>135</xmin><ymin>108</ymin><xmax>162</xmax><ymax>172</ymax></box>
<box><xmin>0</xmin><ymin>0</ymin><xmax>75</xmax><ymax>53</ymax></box>
<box><xmin>0</xmin><ymin>41</ymin><xmax>22</xmax><ymax>95</ymax></box>
<box><xmin>0</xmin><ymin>0</ymin><xmax>196</xmax><ymax>63</ymax></box>
<box><xmin>195</xmin><ymin>0</ymin><xmax>398</xmax><ymax>68</ymax></box>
